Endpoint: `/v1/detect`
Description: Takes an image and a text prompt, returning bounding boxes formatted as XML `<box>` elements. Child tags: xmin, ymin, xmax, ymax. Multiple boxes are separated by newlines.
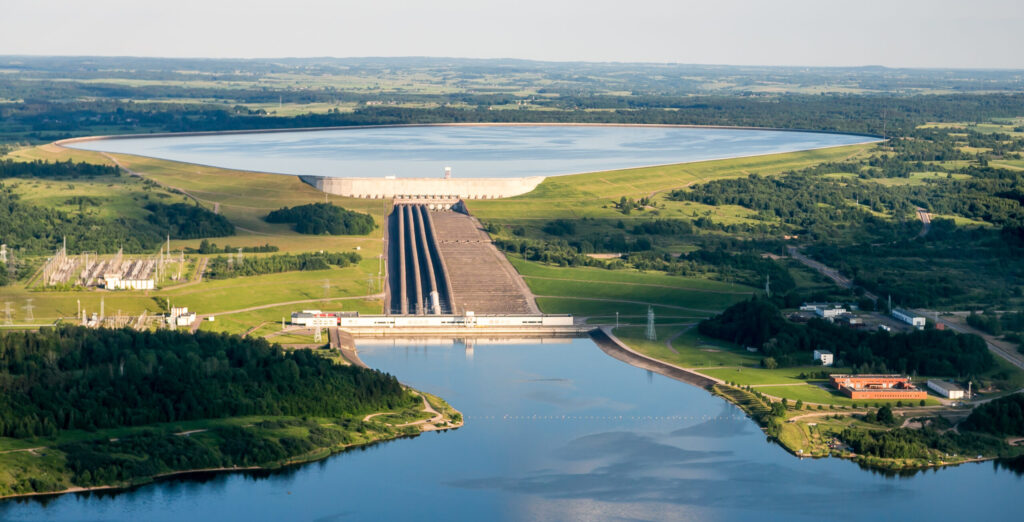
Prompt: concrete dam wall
<box><xmin>302</xmin><ymin>175</ymin><xmax>545</xmax><ymax>200</ymax></box>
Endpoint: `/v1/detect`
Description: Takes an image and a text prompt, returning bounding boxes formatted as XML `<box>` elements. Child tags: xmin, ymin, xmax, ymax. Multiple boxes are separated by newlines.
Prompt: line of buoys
<box><xmin>462</xmin><ymin>415</ymin><xmax>742</xmax><ymax>421</ymax></box>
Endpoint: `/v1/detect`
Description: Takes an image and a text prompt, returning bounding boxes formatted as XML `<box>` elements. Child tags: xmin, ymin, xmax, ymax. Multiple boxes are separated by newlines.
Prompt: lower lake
<box><xmin>2</xmin><ymin>338</ymin><xmax>1020</xmax><ymax>521</ymax></box>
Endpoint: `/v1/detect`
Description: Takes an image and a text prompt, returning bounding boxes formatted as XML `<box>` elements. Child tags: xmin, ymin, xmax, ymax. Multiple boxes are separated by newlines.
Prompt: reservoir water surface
<box><xmin>68</xmin><ymin>125</ymin><xmax>874</xmax><ymax>178</ymax></box>
<box><xmin>3</xmin><ymin>339</ymin><xmax>1020</xmax><ymax>521</ymax></box>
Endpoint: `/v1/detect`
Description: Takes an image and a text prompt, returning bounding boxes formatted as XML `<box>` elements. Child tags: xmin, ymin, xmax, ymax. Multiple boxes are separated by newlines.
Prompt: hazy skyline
<box><xmin>2</xmin><ymin>0</ymin><xmax>1023</xmax><ymax>69</ymax></box>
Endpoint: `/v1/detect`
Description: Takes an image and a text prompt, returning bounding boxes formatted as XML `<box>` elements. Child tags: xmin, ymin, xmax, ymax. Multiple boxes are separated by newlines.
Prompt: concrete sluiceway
<box><xmin>386</xmin><ymin>202</ymin><xmax>538</xmax><ymax>316</ymax></box>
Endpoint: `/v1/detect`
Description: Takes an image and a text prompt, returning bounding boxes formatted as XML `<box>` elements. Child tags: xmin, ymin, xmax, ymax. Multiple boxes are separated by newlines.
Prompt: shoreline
<box><xmin>51</xmin><ymin>124</ymin><xmax>881</xmax><ymax>185</ymax></box>
<box><xmin>0</xmin><ymin>406</ymin><xmax>464</xmax><ymax>502</ymax></box>
<box><xmin>589</xmin><ymin>326</ymin><xmax>1011</xmax><ymax>474</ymax></box>
<box><xmin>53</xmin><ymin>122</ymin><xmax>883</xmax><ymax>147</ymax></box>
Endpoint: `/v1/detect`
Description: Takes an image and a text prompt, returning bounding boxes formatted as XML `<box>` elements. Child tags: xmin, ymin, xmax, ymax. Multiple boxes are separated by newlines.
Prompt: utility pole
<box><xmin>645</xmin><ymin>306</ymin><xmax>656</xmax><ymax>341</ymax></box>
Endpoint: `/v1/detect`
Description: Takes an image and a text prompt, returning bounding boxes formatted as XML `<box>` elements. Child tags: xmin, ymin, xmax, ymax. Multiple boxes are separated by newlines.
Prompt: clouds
<box><xmin>1</xmin><ymin>0</ymin><xmax>1021</xmax><ymax>67</ymax></box>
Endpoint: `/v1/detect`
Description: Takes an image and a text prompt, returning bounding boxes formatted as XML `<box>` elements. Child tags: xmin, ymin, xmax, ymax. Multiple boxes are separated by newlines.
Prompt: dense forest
<box><xmin>960</xmin><ymin>394</ymin><xmax>1024</xmax><ymax>435</ymax></box>
<box><xmin>841</xmin><ymin>395</ymin><xmax>1024</xmax><ymax>461</ymax></box>
<box><xmin>145</xmin><ymin>202</ymin><xmax>235</xmax><ymax>239</ymax></box>
<box><xmin>0</xmin><ymin>326</ymin><xmax>412</xmax><ymax>438</ymax></box>
<box><xmin>265</xmin><ymin>203</ymin><xmax>375</xmax><ymax>235</ymax></box>
<box><xmin>840</xmin><ymin>424</ymin><xmax>1010</xmax><ymax>461</ymax></box>
<box><xmin>205</xmin><ymin>251</ymin><xmax>362</xmax><ymax>279</ymax></box>
<box><xmin>698</xmin><ymin>298</ymin><xmax>994</xmax><ymax>375</ymax></box>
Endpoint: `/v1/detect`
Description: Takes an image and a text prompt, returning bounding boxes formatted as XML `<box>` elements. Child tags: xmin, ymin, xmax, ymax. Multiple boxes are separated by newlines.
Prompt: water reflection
<box><xmin>1</xmin><ymin>338</ymin><xmax>1021</xmax><ymax>521</ymax></box>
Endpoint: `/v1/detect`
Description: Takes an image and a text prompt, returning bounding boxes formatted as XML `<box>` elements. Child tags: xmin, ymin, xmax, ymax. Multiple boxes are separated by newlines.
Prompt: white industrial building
<box><xmin>167</xmin><ymin>306</ymin><xmax>196</xmax><ymax>327</ymax></box>
<box><xmin>291</xmin><ymin>310</ymin><xmax>340</xmax><ymax>327</ymax></box>
<box><xmin>927</xmin><ymin>380</ymin><xmax>966</xmax><ymax>399</ymax></box>
<box><xmin>290</xmin><ymin>311</ymin><xmax>574</xmax><ymax>329</ymax></box>
<box><xmin>813</xmin><ymin>349</ymin><xmax>835</xmax><ymax>366</ymax></box>
<box><xmin>815</xmin><ymin>306</ymin><xmax>847</xmax><ymax>320</ymax></box>
<box><xmin>892</xmin><ymin>308</ymin><xmax>926</xmax><ymax>329</ymax></box>
<box><xmin>103</xmin><ymin>273</ymin><xmax>155</xmax><ymax>290</ymax></box>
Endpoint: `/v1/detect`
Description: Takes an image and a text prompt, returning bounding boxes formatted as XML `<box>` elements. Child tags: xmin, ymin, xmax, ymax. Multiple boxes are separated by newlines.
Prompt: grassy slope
<box><xmin>470</xmin><ymin>143</ymin><xmax>874</xmax><ymax>221</ymax></box>
<box><xmin>0</xmin><ymin>146</ymin><xmax>388</xmax><ymax>332</ymax></box>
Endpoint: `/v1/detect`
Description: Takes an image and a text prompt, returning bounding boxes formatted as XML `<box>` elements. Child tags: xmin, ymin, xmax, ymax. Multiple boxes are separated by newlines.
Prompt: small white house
<box><xmin>927</xmin><ymin>380</ymin><xmax>965</xmax><ymax>399</ymax></box>
<box><xmin>813</xmin><ymin>349</ymin><xmax>834</xmax><ymax>367</ymax></box>
<box><xmin>893</xmin><ymin>308</ymin><xmax>926</xmax><ymax>329</ymax></box>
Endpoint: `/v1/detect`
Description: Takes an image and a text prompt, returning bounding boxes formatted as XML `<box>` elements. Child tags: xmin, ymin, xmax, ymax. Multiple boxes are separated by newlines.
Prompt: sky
<box><xmin>2</xmin><ymin>0</ymin><xmax>1023</xmax><ymax>69</ymax></box>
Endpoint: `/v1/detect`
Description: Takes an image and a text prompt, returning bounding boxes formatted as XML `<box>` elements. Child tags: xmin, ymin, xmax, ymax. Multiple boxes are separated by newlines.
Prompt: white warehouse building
<box><xmin>927</xmin><ymin>380</ymin><xmax>966</xmax><ymax>399</ymax></box>
<box><xmin>892</xmin><ymin>308</ymin><xmax>926</xmax><ymax>329</ymax></box>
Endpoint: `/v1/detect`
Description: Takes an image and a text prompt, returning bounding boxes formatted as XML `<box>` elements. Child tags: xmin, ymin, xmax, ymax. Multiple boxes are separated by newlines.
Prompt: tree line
<box><xmin>0</xmin><ymin>325</ymin><xmax>411</xmax><ymax>439</ymax></box>
<box><xmin>205</xmin><ymin>251</ymin><xmax>362</xmax><ymax>279</ymax></box>
<box><xmin>698</xmin><ymin>298</ymin><xmax>994</xmax><ymax>376</ymax></box>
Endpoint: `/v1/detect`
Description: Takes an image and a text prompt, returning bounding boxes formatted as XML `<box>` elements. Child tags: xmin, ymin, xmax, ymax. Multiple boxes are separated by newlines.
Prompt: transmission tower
<box><xmin>764</xmin><ymin>273</ymin><xmax>772</xmax><ymax>298</ymax></box>
<box><xmin>645</xmin><ymin>306</ymin><xmax>656</xmax><ymax>341</ymax></box>
<box><xmin>23</xmin><ymin>298</ymin><xmax>34</xmax><ymax>323</ymax></box>
<box><xmin>322</xmin><ymin>279</ymin><xmax>331</xmax><ymax>300</ymax></box>
<box><xmin>236</xmin><ymin>248</ymin><xmax>243</xmax><ymax>265</ymax></box>
<box><xmin>3</xmin><ymin>302</ymin><xmax>12</xmax><ymax>325</ymax></box>
<box><xmin>314</xmin><ymin>326</ymin><xmax>323</xmax><ymax>343</ymax></box>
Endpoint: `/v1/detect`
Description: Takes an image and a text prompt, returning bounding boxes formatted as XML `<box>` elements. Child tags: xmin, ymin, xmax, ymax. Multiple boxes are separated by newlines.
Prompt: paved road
<box><xmin>785</xmin><ymin>246</ymin><xmax>878</xmax><ymax>300</ymax></box>
<box><xmin>916</xmin><ymin>207</ymin><xmax>932</xmax><ymax>238</ymax></box>
<box><xmin>915</xmin><ymin>310</ymin><xmax>1024</xmax><ymax>371</ymax></box>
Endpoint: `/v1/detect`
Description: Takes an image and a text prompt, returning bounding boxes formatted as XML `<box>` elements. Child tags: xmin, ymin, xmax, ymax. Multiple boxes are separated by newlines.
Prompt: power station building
<box><xmin>829</xmin><ymin>374</ymin><xmax>928</xmax><ymax>400</ymax></box>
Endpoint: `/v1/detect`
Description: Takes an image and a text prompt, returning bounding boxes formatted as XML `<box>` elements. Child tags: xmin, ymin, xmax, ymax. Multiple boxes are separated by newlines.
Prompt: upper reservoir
<box><xmin>68</xmin><ymin>125</ymin><xmax>875</xmax><ymax>179</ymax></box>
<box><xmin>4</xmin><ymin>339</ymin><xmax>1019</xmax><ymax>521</ymax></box>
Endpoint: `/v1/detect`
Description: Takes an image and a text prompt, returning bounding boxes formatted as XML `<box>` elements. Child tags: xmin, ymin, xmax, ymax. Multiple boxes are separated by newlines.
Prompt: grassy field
<box><xmin>4</xmin><ymin>175</ymin><xmax>192</xmax><ymax>221</ymax></box>
<box><xmin>470</xmin><ymin>143</ymin><xmax>876</xmax><ymax>222</ymax></box>
<box><xmin>5</xmin><ymin>142</ymin><xmax>116</xmax><ymax>165</ymax></box>
<box><xmin>0</xmin><ymin>147</ymin><xmax>389</xmax><ymax>335</ymax></box>
<box><xmin>108</xmin><ymin>152</ymin><xmax>391</xmax><ymax>237</ymax></box>
<box><xmin>511</xmin><ymin>255</ymin><xmax>753</xmax><ymax>319</ymax></box>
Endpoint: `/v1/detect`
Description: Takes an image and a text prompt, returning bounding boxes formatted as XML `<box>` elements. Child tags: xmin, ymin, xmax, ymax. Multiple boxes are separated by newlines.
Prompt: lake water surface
<box><xmin>68</xmin><ymin>125</ymin><xmax>874</xmax><ymax>178</ymax></box>
<box><xmin>2</xmin><ymin>339</ymin><xmax>1020</xmax><ymax>521</ymax></box>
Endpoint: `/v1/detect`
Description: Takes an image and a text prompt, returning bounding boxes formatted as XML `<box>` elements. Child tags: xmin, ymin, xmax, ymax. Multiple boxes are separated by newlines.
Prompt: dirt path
<box><xmin>190</xmin><ymin>294</ymin><xmax>382</xmax><ymax>333</ymax></box>
<box><xmin>0</xmin><ymin>447</ymin><xmax>45</xmax><ymax>455</ymax></box>
<box><xmin>362</xmin><ymin>396</ymin><xmax>443</xmax><ymax>428</ymax></box>
<box><xmin>664</xmin><ymin>328</ymin><xmax>687</xmax><ymax>354</ymax></box>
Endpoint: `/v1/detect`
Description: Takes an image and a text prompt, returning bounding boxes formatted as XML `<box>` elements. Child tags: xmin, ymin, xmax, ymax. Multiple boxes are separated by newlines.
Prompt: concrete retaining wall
<box><xmin>303</xmin><ymin>175</ymin><xmax>545</xmax><ymax>200</ymax></box>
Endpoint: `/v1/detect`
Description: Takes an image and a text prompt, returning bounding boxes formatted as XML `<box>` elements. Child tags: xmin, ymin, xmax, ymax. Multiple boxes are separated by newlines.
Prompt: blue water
<box><xmin>2</xmin><ymin>339</ymin><xmax>1020</xmax><ymax>521</ymax></box>
<box><xmin>68</xmin><ymin>125</ymin><xmax>874</xmax><ymax>179</ymax></box>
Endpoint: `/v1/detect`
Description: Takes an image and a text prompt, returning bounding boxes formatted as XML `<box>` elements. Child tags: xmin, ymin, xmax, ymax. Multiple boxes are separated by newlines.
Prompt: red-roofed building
<box><xmin>829</xmin><ymin>374</ymin><xmax>927</xmax><ymax>400</ymax></box>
